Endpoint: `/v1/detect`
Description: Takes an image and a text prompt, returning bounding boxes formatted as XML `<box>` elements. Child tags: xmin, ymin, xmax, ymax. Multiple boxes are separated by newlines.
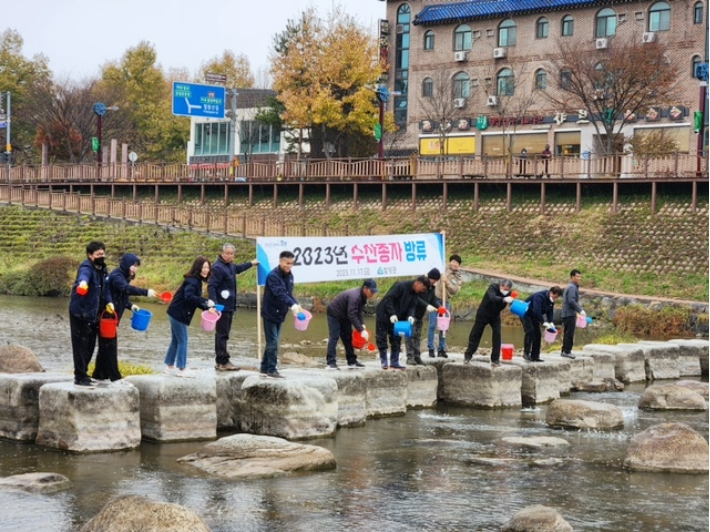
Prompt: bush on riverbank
<box><xmin>613</xmin><ymin>304</ymin><xmax>692</xmax><ymax>337</ymax></box>
<box><xmin>0</xmin><ymin>256</ymin><xmax>78</xmax><ymax>297</ymax></box>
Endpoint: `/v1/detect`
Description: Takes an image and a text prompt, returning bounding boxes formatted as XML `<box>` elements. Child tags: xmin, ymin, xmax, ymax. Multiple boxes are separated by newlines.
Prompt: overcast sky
<box><xmin>7</xmin><ymin>0</ymin><xmax>387</xmax><ymax>82</ymax></box>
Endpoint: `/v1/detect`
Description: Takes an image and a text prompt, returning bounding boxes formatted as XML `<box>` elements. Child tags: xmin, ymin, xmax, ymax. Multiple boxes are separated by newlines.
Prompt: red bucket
<box><xmin>99</xmin><ymin>311</ymin><xmax>118</xmax><ymax>339</ymax></box>
<box><xmin>352</xmin><ymin>330</ymin><xmax>367</xmax><ymax>349</ymax></box>
<box><xmin>501</xmin><ymin>344</ymin><xmax>514</xmax><ymax>361</ymax></box>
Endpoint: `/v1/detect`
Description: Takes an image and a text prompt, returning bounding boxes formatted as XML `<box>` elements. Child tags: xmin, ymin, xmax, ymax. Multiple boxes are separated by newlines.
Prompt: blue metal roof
<box><xmin>413</xmin><ymin>0</ymin><xmax>619</xmax><ymax>26</ymax></box>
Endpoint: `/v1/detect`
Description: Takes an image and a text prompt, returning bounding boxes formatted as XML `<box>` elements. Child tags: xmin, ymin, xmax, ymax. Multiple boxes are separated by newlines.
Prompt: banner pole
<box><xmin>256</xmin><ymin>284</ymin><xmax>262</xmax><ymax>360</ymax></box>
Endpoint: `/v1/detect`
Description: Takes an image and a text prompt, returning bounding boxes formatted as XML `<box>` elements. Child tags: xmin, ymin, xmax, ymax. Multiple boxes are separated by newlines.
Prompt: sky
<box><xmin>6</xmin><ymin>0</ymin><xmax>388</xmax><ymax>83</ymax></box>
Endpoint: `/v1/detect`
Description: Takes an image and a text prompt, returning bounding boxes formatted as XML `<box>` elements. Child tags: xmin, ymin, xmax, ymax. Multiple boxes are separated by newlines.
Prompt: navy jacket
<box><xmin>109</xmin><ymin>254</ymin><xmax>148</xmax><ymax>322</ymax></box>
<box><xmin>524</xmin><ymin>290</ymin><xmax>555</xmax><ymax>323</ymax></box>
<box><xmin>208</xmin><ymin>256</ymin><xmax>253</xmax><ymax>312</ymax></box>
<box><xmin>327</xmin><ymin>287</ymin><xmax>367</xmax><ymax>332</ymax></box>
<box><xmin>261</xmin><ymin>266</ymin><xmax>297</xmax><ymax>324</ymax></box>
<box><xmin>414</xmin><ymin>285</ymin><xmax>441</xmax><ymax>319</ymax></box>
<box><xmin>69</xmin><ymin>258</ymin><xmax>113</xmax><ymax>323</ymax></box>
<box><xmin>475</xmin><ymin>283</ymin><xmax>509</xmax><ymax>320</ymax></box>
<box><xmin>167</xmin><ymin>276</ymin><xmax>211</xmax><ymax>326</ymax></box>
<box><xmin>376</xmin><ymin>280</ymin><xmax>419</xmax><ymax>322</ymax></box>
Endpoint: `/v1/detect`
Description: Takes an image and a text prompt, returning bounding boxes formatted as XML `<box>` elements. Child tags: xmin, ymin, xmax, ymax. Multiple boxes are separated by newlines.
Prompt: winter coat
<box><xmin>414</xmin><ymin>285</ymin><xmax>442</xmax><ymax>319</ymax></box>
<box><xmin>327</xmin><ymin>287</ymin><xmax>367</xmax><ymax>332</ymax></box>
<box><xmin>434</xmin><ymin>266</ymin><xmax>463</xmax><ymax>301</ymax></box>
<box><xmin>561</xmin><ymin>282</ymin><xmax>583</xmax><ymax>318</ymax></box>
<box><xmin>207</xmin><ymin>255</ymin><xmax>253</xmax><ymax>313</ymax></box>
<box><xmin>475</xmin><ymin>283</ymin><xmax>509</xmax><ymax>320</ymax></box>
<box><xmin>524</xmin><ymin>289</ymin><xmax>555</xmax><ymax>323</ymax></box>
<box><xmin>167</xmin><ymin>276</ymin><xmax>212</xmax><ymax>326</ymax></box>
<box><xmin>109</xmin><ymin>253</ymin><xmax>148</xmax><ymax>322</ymax></box>
<box><xmin>261</xmin><ymin>266</ymin><xmax>297</xmax><ymax>324</ymax></box>
<box><xmin>375</xmin><ymin>280</ymin><xmax>420</xmax><ymax>322</ymax></box>
<box><xmin>69</xmin><ymin>258</ymin><xmax>113</xmax><ymax>323</ymax></box>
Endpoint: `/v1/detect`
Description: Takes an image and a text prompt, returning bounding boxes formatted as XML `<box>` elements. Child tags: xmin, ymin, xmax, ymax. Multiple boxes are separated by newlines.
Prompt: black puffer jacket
<box><xmin>108</xmin><ymin>253</ymin><xmax>148</xmax><ymax>321</ymax></box>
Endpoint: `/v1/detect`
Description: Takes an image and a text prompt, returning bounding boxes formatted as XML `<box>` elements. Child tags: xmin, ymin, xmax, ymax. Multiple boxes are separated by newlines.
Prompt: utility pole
<box><xmin>228</xmin><ymin>88</ymin><xmax>238</xmax><ymax>165</ymax></box>
<box><xmin>4</xmin><ymin>91</ymin><xmax>11</xmax><ymax>173</ymax></box>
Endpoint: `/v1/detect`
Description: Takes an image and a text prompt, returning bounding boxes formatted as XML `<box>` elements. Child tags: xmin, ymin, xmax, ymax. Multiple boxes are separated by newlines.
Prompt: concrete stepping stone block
<box><xmin>0</xmin><ymin>373</ymin><xmax>73</xmax><ymax>441</ymax></box>
<box><xmin>582</xmin><ymin>344</ymin><xmax>646</xmax><ymax>382</ymax></box>
<box><xmin>580</xmin><ymin>351</ymin><xmax>616</xmax><ymax>380</ymax></box>
<box><xmin>128</xmin><ymin>375</ymin><xmax>217</xmax><ymax>442</ymax></box>
<box><xmin>626</xmin><ymin>341</ymin><xmax>680</xmax><ymax>380</ymax></box>
<box><xmin>404</xmin><ymin>365</ymin><xmax>438</xmax><ymax>409</ymax></box>
<box><xmin>215</xmin><ymin>371</ymin><xmax>258</xmax><ymax>431</ymax></box>
<box><xmin>515</xmin><ymin>359</ymin><xmax>565</xmax><ymax>406</ymax></box>
<box><xmin>669</xmin><ymin>339</ymin><xmax>708</xmax><ymax>376</ymax></box>
<box><xmin>364</xmin><ymin>368</ymin><xmax>409</xmax><ymax>417</ymax></box>
<box><xmin>439</xmin><ymin>361</ymin><xmax>522</xmax><ymax>408</ymax></box>
<box><xmin>35</xmin><ymin>382</ymin><xmax>140</xmax><ymax>452</ymax></box>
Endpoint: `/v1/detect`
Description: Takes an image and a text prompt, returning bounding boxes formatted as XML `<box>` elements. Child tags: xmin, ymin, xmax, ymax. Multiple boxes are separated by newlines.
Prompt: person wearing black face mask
<box><xmin>463</xmin><ymin>279</ymin><xmax>514</xmax><ymax>367</ymax></box>
<box><xmin>69</xmin><ymin>241</ymin><xmax>114</xmax><ymax>388</ymax></box>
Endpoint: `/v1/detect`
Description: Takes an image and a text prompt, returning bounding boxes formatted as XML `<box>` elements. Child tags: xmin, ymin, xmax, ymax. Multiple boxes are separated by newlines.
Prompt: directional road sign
<box><xmin>172</xmin><ymin>81</ymin><xmax>226</xmax><ymax>119</ymax></box>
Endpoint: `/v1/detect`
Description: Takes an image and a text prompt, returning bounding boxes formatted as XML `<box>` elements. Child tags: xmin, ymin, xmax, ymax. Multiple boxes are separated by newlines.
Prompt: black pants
<box><xmin>562</xmin><ymin>316</ymin><xmax>576</xmax><ymax>354</ymax></box>
<box><xmin>404</xmin><ymin>317</ymin><xmax>424</xmax><ymax>359</ymax></box>
<box><xmin>521</xmin><ymin>315</ymin><xmax>542</xmax><ymax>360</ymax></box>
<box><xmin>215</xmin><ymin>310</ymin><xmax>234</xmax><ymax>365</ymax></box>
<box><xmin>375</xmin><ymin>318</ymin><xmax>402</xmax><ymax>366</ymax></box>
<box><xmin>466</xmin><ymin>314</ymin><xmax>502</xmax><ymax>361</ymax></box>
<box><xmin>94</xmin><ymin>335</ymin><xmax>122</xmax><ymax>381</ymax></box>
<box><xmin>70</xmin><ymin>313</ymin><xmax>98</xmax><ymax>382</ymax></box>
<box><xmin>326</xmin><ymin>313</ymin><xmax>357</xmax><ymax>365</ymax></box>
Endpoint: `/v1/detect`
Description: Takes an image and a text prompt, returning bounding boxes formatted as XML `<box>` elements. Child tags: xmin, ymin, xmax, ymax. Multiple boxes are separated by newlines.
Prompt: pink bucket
<box><xmin>201</xmin><ymin>310</ymin><xmax>221</xmax><ymax>332</ymax></box>
<box><xmin>437</xmin><ymin>310</ymin><xmax>451</xmax><ymax>331</ymax></box>
<box><xmin>576</xmin><ymin>314</ymin><xmax>588</xmax><ymax>328</ymax></box>
<box><xmin>543</xmin><ymin>328</ymin><xmax>558</xmax><ymax>343</ymax></box>
<box><xmin>294</xmin><ymin>310</ymin><xmax>312</xmax><ymax>331</ymax></box>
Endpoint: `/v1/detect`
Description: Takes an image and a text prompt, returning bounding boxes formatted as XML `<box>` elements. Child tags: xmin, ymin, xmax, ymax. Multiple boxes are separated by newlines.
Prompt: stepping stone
<box><xmin>582</xmin><ymin>344</ymin><xmax>646</xmax><ymax>382</ymax></box>
<box><xmin>439</xmin><ymin>361</ymin><xmax>522</xmax><ymax>408</ymax></box>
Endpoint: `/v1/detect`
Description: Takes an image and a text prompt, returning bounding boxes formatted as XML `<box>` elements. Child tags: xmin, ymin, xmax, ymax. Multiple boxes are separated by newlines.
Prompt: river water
<box><xmin>0</xmin><ymin>295</ymin><xmax>707</xmax><ymax>531</ymax></box>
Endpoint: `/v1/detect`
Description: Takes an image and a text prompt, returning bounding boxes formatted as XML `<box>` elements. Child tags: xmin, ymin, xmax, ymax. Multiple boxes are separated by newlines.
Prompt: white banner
<box><xmin>256</xmin><ymin>233</ymin><xmax>445</xmax><ymax>286</ymax></box>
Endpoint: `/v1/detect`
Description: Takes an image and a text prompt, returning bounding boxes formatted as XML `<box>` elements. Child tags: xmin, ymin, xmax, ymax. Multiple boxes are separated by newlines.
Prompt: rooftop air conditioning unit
<box><xmin>595</xmin><ymin>38</ymin><xmax>608</xmax><ymax>49</ymax></box>
<box><xmin>642</xmin><ymin>32</ymin><xmax>655</xmax><ymax>43</ymax></box>
<box><xmin>487</xmin><ymin>95</ymin><xmax>498</xmax><ymax>107</ymax></box>
<box><xmin>493</xmin><ymin>47</ymin><xmax>506</xmax><ymax>59</ymax></box>
<box><xmin>453</xmin><ymin>98</ymin><xmax>466</xmax><ymax>109</ymax></box>
<box><xmin>454</xmin><ymin>51</ymin><xmax>468</xmax><ymax>62</ymax></box>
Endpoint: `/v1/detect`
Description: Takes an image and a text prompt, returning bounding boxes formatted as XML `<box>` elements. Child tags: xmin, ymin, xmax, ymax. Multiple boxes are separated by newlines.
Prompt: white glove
<box><xmin>426</xmin><ymin>305</ymin><xmax>437</xmax><ymax>313</ymax></box>
<box><xmin>360</xmin><ymin>329</ymin><xmax>370</xmax><ymax>341</ymax></box>
<box><xmin>79</xmin><ymin>281</ymin><xmax>88</xmax><ymax>290</ymax></box>
<box><xmin>407</xmin><ymin>316</ymin><xmax>415</xmax><ymax>325</ymax></box>
<box><xmin>389</xmin><ymin>315</ymin><xmax>398</xmax><ymax>324</ymax></box>
<box><xmin>207</xmin><ymin>299</ymin><xmax>216</xmax><ymax>308</ymax></box>
<box><xmin>147</xmin><ymin>289</ymin><xmax>157</xmax><ymax>298</ymax></box>
<box><xmin>503</xmin><ymin>296</ymin><xmax>513</xmax><ymax>304</ymax></box>
<box><xmin>290</xmin><ymin>304</ymin><xmax>303</xmax><ymax>316</ymax></box>
<box><xmin>105</xmin><ymin>303</ymin><xmax>115</xmax><ymax>314</ymax></box>
<box><xmin>580</xmin><ymin>310</ymin><xmax>586</xmax><ymax>317</ymax></box>
<box><xmin>221</xmin><ymin>290</ymin><xmax>229</xmax><ymax>299</ymax></box>
<box><xmin>543</xmin><ymin>322</ymin><xmax>554</xmax><ymax>330</ymax></box>
<box><xmin>131</xmin><ymin>304</ymin><xmax>140</xmax><ymax>312</ymax></box>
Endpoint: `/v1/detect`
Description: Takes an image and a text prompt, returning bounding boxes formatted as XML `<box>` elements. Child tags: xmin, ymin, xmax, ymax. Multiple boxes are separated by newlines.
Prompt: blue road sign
<box><xmin>172</xmin><ymin>82</ymin><xmax>226</xmax><ymax>119</ymax></box>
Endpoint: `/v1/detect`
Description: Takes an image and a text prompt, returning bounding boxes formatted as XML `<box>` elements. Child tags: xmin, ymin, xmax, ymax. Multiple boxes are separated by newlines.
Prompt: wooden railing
<box><xmin>1</xmin><ymin>153</ymin><xmax>706</xmax><ymax>184</ymax></box>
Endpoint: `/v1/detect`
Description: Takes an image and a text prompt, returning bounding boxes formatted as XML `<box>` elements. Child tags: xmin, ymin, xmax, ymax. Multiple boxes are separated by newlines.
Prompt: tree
<box><xmin>546</xmin><ymin>37</ymin><xmax>680</xmax><ymax>156</ymax></box>
<box><xmin>418</xmin><ymin>71</ymin><xmax>465</xmax><ymax>156</ymax></box>
<box><xmin>198</xmin><ymin>50</ymin><xmax>255</xmax><ymax>88</ymax></box>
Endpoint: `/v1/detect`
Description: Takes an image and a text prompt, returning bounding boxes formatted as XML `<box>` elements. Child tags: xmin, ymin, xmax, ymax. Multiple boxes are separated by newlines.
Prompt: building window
<box><xmin>395</xmin><ymin>4</ymin><xmax>411</xmax><ymax>128</ymax></box>
<box><xmin>595</xmin><ymin>8</ymin><xmax>617</xmax><ymax>38</ymax></box>
<box><xmin>194</xmin><ymin>122</ymin><xmax>230</xmax><ymax>156</ymax></box>
<box><xmin>422</xmin><ymin>77</ymin><xmax>433</xmax><ymax>97</ymax></box>
<box><xmin>694</xmin><ymin>2</ymin><xmax>704</xmax><ymax>23</ymax></box>
<box><xmin>452</xmin><ymin>72</ymin><xmax>471</xmax><ymax>99</ymax></box>
<box><xmin>454</xmin><ymin>24</ymin><xmax>472</xmax><ymax>51</ymax></box>
<box><xmin>498</xmin><ymin>19</ymin><xmax>517</xmax><ymax>47</ymax></box>
<box><xmin>648</xmin><ymin>2</ymin><xmax>671</xmax><ymax>31</ymax></box>
<box><xmin>497</xmin><ymin>68</ymin><xmax>514</xmax><ymax>96</ymax></box>
<box><xmin>535</xmin><ymin>69</ymin><xmax>547</xmax><ymax>90</ymax></box>
<box><xmin>536</xmin><ymin>17</ymin><xmax>549</xmax><ymax>39</ymax></box>
<box><xmin>560</xmin><ymin>68</ymin><xmax>573</xmax><ymax>90</ymax></box>
<box><xmin>240</xmin><ymin>121</ymin><xmax>281</xmax><ymax>154</ymax></box>
<box><xmin>692</xmin><ymin>55</ymin><xmax>702</xmax><ymax>77</ymax></box>
<box><xmin>562</xmin><ymin>15</ymin><xmax>574</xmax><ymax>36</ymax></box>
<box><xmin>423</xmin><ymin>30</ymin><xmax>435</xmax><ymax>50</ymax></box>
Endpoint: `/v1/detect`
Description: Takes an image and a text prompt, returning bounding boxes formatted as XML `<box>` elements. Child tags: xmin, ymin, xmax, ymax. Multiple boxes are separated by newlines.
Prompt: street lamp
<box><xmin>93</xmin><ymin>102</ymin><xmax>119</xmax><ymax>166</ymax></box>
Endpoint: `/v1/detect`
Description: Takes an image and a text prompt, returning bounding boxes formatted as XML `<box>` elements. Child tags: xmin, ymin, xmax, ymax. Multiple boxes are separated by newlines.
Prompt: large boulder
<box><xmin>0</xmin><ymin>345</ymin><xmax>44</xmax><ymax>373</ymax></box>
<box><xmin>80</xmin><ymin>495</ymin><xmax>210</xmax><ymax>532</ymax></box>
<box><xmin>177</xmin><ymin>433</ymin><xmax>336</xmax><ymax>479</ymax></box>
<box><xmin>546</xmin><ymin>399</ymin><xmax>624</xmax><ymax>430</ymax></box>
<box><xmin>637</xmin><ymin>384</ymin><xmax>707</xmax><ymax>411</ymax></box>
<box><xmin>675</xmin><ymin>380</ymin><xmax>709</xmax><ymax>399</ymax></box>
<box><xmin>0</xmin><ymin>472</ymin><xmax>71</xmax><ymax>494</ymax></box>
<box><xmin>624</xmin><ymin>423</ymin><xmax>709</xmax><ymax>473</ymax></box>
<box><xmin>501</xmin><ymin>504</ymin><xmax>573</xmax><ymax>532</ymax></box>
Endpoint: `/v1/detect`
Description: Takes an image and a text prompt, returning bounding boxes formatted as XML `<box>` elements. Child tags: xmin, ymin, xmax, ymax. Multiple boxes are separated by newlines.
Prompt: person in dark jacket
<box><xmin>260</xmin><ymin>250</ymin><xmax>302</xmax><ymax>379</ymax></box>
<box><xmin>208</xmin><ymin>244</ymin><xmax>259</xmax><ymax>372</ymax></box>
<box><xmin>69</xmin><ymin>241</ymin><xmax>114</xmax><ymax>388</ymax></box>
<box><xmin>375</xmin><ymin>276</ymin><xmax>430</xmax><ymax>370</ymax></box>
<box><xmin>94</xmin><ymin>253</ymin><xmax>157</xmax><ymax>383</ymax></box>
<box><xmin>521</xmin><ymin>286</ymin><xmax>563</xmax><ymax>362</ymax></box>
<box><xmin>406</xmin><ymin>269</ymin><xmax>442</xmax><ymax>365</ymax></box>
<box><xmin>164</xmin><ymin>257</ymin><xmax>216</xmax><ymax>378</ymax></box>
<box><xmin>325</xmin><ymin>279</ymin><xmax>378</xmax><ymax>369</ymax></box>
<box><xmin>463</xmin><ymin>280</ymin><xmax>514</xmax><ymax>367</ymax></box>
<box><xmin>561</xmin><ymin>269</ymin><xmax>585</xmax><ymax>359</ymax></box>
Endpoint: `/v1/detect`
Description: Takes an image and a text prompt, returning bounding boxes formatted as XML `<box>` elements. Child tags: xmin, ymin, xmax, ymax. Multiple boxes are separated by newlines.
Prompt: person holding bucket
<box><xmin>521</xmin><ymin>286</ymin><xmax>563</xmax><ymax>362</ymax></box>
<box><xmin>164</xmin><ymin>257</ymin><xmax>216</xmax><ymax>378</ymax></box>
<box><xmin>375</xmin><ymin>276</ymin><xmax>430</xmax><ymax>370</ymax></box>
<box><xmin>94</xmin><ymin>253</ymin><xmax>158</xmax><ymax>384</ymax></box>
<box><xmin>561</xmin><ymin>269</ymin><xmax>585</xmax><ymax>359</ymax></box>
<box><xmin>406</xmin><ymin>269</ymin><xmax>442</xmax><ymax>366</ymax></box>
<box><xmin>428</xmin><ymin>254</ymin><xmax>463</xmax><ymax>358</ymax></box>
<box><xmin>325</xmin><ymin>279</ymin><xmax>378</xmax><ymax>370</ymax></box>
<box><xmin>208</xmin><ymin>244</ymin><xmax>259</xmax><ymax>372</ymax></box>
<box><xmin>463</xmin><ymin>279</ymin><xmax>515</xmax><ymax>367</ymax></box>
<box><xmin>69</xmin><ymin>241</ymin><xmax>114</xmax><ymax>388</ymax></box>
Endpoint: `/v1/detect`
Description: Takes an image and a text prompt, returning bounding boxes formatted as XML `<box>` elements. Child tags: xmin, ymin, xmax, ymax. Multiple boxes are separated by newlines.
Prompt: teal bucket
<box><xmin>131</xmin><ymin>309</ymin><xmax>153</xmax><ymax>331</ymax></box>
<box><xmin>509</xmin><ymin>300</ymin><xmax>529</xmax><ymax>318</ymax></box>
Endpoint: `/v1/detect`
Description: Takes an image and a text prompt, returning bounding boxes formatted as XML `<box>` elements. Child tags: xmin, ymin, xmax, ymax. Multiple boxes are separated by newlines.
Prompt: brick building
<box><xmin>380</xmin><ymin>0</ymin><xmax>707</xmax><ymax>158</ymax></box>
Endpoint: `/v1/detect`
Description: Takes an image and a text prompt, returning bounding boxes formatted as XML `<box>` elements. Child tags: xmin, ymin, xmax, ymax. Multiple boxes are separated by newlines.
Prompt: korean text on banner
<box><xmin>256</xmin><ymin>234</ymin><xmax>445</xmax><ymax>286</ymax></box>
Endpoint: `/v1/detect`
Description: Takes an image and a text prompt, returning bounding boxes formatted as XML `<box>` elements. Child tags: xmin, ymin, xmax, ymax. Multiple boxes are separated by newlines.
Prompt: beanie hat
<box><xmin>427</xmin><ymin>268</ymin><xmax>441</xmax><ymax>281</ymax></box>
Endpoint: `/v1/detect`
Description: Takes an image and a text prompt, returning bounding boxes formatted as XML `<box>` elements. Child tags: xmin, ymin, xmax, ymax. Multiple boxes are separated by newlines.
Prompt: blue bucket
<box><xmin>393</xmin><ymin>321</ymin><xmax>412</xmax><ymax>338</ymax></box>
<box><xmin>131</xmin><ymin>309</ymin><xmax>153</xmax><ymax>331</ymax></box>
<box><xmin>509</xmin><ymin>300</ymin><xmax>529</xmax><ymax>318</ymax></box>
